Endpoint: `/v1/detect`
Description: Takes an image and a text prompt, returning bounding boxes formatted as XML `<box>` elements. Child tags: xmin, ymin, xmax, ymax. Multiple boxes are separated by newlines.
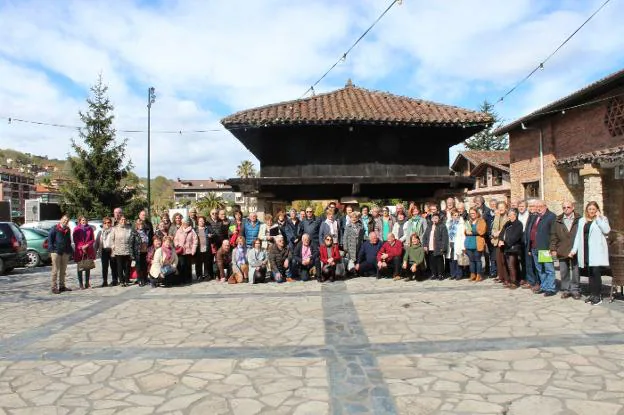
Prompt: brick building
<box><xmin>451</xmin><ymin>150</ymin><xmax>511</xmax><ymax>205</ymax></box>
<box><xmin>496</xmin><ymin>68</ymin><xmax>624</xmax><ymax>232</ymax></box>
<box><xmin>0</xmin><ymin>168</ymin><xmax>36</xmax><ymax>218</ymax></box>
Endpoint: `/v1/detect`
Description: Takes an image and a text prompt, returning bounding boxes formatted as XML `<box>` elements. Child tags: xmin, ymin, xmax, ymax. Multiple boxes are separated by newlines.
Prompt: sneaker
<box><xmin>59</xmin><ymin>286</ymin><xmax>72</xmax><ymax>292</ymax></box>
<box><xmin>561</xmin><ymin>292</ymin><xmax>572</xmax><ymax>299</ymax></box>
<box><xmin>286</xmin><ymin>278</ymin><xmax>295</xmax><ymax>283</ymax></box>
<box><xmin>393</xmin><ymin>275</ymin><xmax>402</xmax><ymax>281</ymax></box>
<box><xmin>590</xmin><ymin>297</ymin><xmax>603</xmax><ymax>306</ymax></box>
<box><xmin>572</xmin><ymin>292</ymin><xmax>582</xmax><ymax>300</ymax></box>
<box><xmin>51</xmin><ymin>287</ymin><xmax>60</xmax><ymax>294</ymax></box>
<box><xmin>543</xmin><ymin>291</ymin><xmax>556</xmax><ymax>297</ymax></box>
<box><xmin>585</xmin><ymin>296</ymin><xmax>593</xmax><ymax>304</ymax></box>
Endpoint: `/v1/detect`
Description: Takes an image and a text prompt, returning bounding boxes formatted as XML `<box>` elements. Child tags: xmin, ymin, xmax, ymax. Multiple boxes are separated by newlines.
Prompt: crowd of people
<box><xmin>47</xmin><ymin>197</ymin><xmax>611</xmax><ymax>305</ymax></box>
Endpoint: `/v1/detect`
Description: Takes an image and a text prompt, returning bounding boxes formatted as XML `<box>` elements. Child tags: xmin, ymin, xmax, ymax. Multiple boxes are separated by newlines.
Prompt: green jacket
<box><xmin>403</xmin><ymin>243</ymin><xmax>425</xmax><ymax>266</ymax></box>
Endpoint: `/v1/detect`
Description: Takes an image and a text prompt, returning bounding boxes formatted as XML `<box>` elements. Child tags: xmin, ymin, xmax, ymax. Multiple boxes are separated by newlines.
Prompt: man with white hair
<box><xmin>526</xmin><ymin>200</ymin><xmax>557</xmax><ymax>296</ymax></box>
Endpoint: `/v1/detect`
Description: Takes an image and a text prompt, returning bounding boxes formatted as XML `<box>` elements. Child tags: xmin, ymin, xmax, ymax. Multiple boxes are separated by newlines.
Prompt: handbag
<box><xmin>537</xmin><ymin>250</ymin><xmax>554</xmax><ymax>263</ymax></box>
<box><xmin>160</xmin><ymin>264</ymin><xmax>176</xmax><ymax>277</ymax></box>
<box><xmin>457</xmin><ymin>253</ymin><xmax>470</xmax><ymax>267</ymax></box>
<box><xmin>78</xmin><ymin>253</ymin><xmax>95</xmax><ymax>271</ymax></box>
<box><xmin>175</xmin><ymin>246</ymin><xmax>184</xmax><ymax>255</ymax></box>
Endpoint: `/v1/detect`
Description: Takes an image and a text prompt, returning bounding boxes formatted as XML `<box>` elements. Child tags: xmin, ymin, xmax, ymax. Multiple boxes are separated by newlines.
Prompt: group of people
<box><xmin>47</xmin><ymin>197</ymin><xmax>612</xmax><ymax>305</ymax></box>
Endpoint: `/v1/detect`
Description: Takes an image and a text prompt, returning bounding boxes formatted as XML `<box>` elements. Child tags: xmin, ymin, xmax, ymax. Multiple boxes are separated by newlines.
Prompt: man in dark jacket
<box><xmin>284</xmin><ymin>209</ymin><xmax>302</xmax><ymax>251</ymax></box>
<box><xmin>423</xmin><ymin>213</ymin><xmax>449</xmax><ymax>280</ymax></box>
<box><xmin>48</xmin><ymin>215</ymin><xmax>73</xmax><ymax>294</ymax></box>
<box><xmin>355</xmin><ymin>231</ymin><xmax>383</xmax><ymax>277</ymax></box>
<box><xmin>300</xmin><ymin>207</ymin><xmax>321</xmax><ymax>247</ymax></box>
<box><xmin>522</xmin><ymin>200</ymin><xmax>539</xmax><ymax>288</ymax></box>
<box><xmin>139</xmin><ymin>210</ymin><xmax>154</xmax><ymax>247</ymax></box>
<box><xmin>550</xmin><ymin>201</ymin><xmax>581</xmax><ymax>299</ymax></box>
<box><xmin>269</xmin><ymin>235</ymin><xmax>290</xmax><ymax>283</ymax></box>
<box><xmin>527</xmin><ymin>200</ymin><xmax>557</xmax><ymax>296</ymax></box>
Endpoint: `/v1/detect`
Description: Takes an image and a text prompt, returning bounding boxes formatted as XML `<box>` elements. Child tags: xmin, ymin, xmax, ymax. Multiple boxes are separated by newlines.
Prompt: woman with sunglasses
<box><xmin>319</xmin><ymin>235</ymin><xmax>341</xmax><ymax>282</ymax></box>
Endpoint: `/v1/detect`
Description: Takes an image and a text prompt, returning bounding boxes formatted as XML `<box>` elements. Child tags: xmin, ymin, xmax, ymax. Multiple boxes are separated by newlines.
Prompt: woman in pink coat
<box><xmin>73</xmin><ymin>216</ymin><xmax>96</xmax><ymax>289</ymax></box>
<box><xmin>174</xmin><ymin>218</ymin><xmax>198</xmax><ymax>285</ymax></box>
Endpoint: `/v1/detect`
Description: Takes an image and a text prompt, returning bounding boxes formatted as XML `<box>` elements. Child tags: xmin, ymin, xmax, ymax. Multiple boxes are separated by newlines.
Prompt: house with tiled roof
<box><xmin>173</xmin><ymin>178</ymin><xmax>255</xmax><ymax>212</ymax></box>
<box><xmin>222</xmin><ymin>80</ymin><xmax>491</xmax><ymax>215</ymax></box>
<box><xmin>495</xmin><ymin>67</ymin><xmax>624</xmax><ymax>232</ymax></box>
<box><xmin>451</xmin><ymin>150</ymin><xmax>511</xmax><ymax>204</ymax></box>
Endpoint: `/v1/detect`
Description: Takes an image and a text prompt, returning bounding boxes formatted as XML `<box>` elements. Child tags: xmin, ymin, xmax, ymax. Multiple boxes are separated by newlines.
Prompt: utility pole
<box><xmin>147</xmin><ymin>87</ymin><xmax>156</xmax><ymax>218</ymax></box>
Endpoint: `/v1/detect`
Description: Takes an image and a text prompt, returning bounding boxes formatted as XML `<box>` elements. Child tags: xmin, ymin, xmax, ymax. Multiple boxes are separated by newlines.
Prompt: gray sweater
<box><xmin>111</xmin><ymin>226</ymin><xmax>133</xmax><ymax>256</ymax></box>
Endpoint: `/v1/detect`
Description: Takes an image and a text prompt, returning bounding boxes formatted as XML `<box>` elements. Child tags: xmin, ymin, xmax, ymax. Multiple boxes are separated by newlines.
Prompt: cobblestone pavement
<box><xmin>1</xmin><ymin>265</ymin><xmax>624</xmax><ymax>414</ymax></box>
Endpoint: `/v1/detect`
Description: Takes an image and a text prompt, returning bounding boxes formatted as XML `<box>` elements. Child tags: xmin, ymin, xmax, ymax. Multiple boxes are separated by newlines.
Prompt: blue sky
<box><xmin>1</xmin><ymin>0</ymin><xmax>623</xmax><ymax>179</ymax></box>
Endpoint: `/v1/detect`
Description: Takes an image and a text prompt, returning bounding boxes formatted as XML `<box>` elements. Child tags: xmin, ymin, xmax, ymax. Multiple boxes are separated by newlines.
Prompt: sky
<box><xmin>1</xmin><ymin>0</ymin><xmax>623</xmax><ymax>180</ymax></box>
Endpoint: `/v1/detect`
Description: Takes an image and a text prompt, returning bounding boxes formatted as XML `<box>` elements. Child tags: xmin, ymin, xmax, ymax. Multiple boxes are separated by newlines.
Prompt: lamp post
<box><xmin>147</xmin><ymin>87</ymin><xmax>156</xmax><ymax>218</ymax></box>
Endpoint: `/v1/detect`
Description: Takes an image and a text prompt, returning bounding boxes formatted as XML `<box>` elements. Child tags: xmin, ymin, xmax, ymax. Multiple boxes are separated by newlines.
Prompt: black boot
<box><xmin>85</xmin><ymin>273</ymin><xmax>90</xmax><ymax>289</ymax></box>
<box><xmin>78</xmin><ymin>274</ymin><xmax>84</xmax><ymax>289</ymax></box>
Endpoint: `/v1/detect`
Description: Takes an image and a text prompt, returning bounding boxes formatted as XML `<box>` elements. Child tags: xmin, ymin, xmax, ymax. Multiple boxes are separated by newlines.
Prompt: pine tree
<box><xmin>464</xmin><ymin>100</ymin><xmax>508</xmax><ymax>150</ymax></box>
<box><xmin>61</xmin><ymin>75</ymin><xmax>136</xmax><ymax>218</ymax></box>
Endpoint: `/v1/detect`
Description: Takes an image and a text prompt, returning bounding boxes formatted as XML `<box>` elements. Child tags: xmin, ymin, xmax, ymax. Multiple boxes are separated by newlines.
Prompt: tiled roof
<box><xmin>451</xmin><ymin>150</ymin><xmax>510</xmax><ymax>173</ymax></box>
<box><xmin>221</xmin><ymin>81</ymin><xmax>492</xmax><ymax>128</ymax></box>
<box><xmin>554</xmin><ymin>145</ymin><xmax>624</xmax><ymax>168</ymax></box>
<box><xmin>496</xmin><ymin>68</ymin><xmax>624</xmax><ymax>135</ymax></box>
<box><xmin>173</xmin><ymin>179</ymin><xmax>231</xmax><ymax>191</ymax></box>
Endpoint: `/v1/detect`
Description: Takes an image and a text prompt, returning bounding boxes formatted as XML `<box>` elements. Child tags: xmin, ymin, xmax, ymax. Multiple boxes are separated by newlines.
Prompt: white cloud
<box><xmin>0</xmin><ymin>0</ymin><xmax>623</xmax><ymax>182</ymax></box>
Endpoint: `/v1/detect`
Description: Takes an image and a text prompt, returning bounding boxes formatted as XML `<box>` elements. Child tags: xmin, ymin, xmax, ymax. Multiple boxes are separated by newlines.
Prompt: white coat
<box><xmin>570</xmin><ymin>216</ymin><xmax>610</xmax><ymax>268</ymax></box>
<box><xmin>446</xmin><ymin>219</ymin><xmax>466</xmax><ymax>260</ymax></box>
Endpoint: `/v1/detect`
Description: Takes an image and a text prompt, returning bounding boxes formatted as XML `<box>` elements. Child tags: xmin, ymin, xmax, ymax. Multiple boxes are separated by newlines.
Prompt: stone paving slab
<box><xmin>2</xmin><ymin>267</ymin><xmax>624</xmax><ymax>414</ymax></box>
<box><xmin>26</xmin><ymin>296</ymin><xmax>325</xmax><ymax>352</ymax></box>
<box><xmin>379</xmin><ymin>344</ymin><xmax>624</xmax><ymax>414</ymax></box>
<box><xmin>0</xmin><ymin>300</ymin><xmax>96</xmax><ymax>341</ymax></box>
<box><xmin>0</xmin><ymin>358</ymin><xmax>329</xmax><ymax>414</ymax></box>
<box><xmin>352</xmin><ymin>280</ymin><xmax>624</xmax><ymax>345</ymax></box>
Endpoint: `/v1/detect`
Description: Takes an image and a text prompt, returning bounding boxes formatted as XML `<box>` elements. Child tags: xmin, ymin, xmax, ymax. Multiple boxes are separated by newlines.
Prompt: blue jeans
<box><xmin>524</xmin><ymin>247</ymin><xmax>537</xmax><ymax>285</ymax></box>
<box><xmin>531</xmin><ymin>249</ymin><xmax>556</xmax><ymax>293</ymax></box>
<box><xmin>449</xmin><ymin>260</ymin><xmax>462</xmax><ymax>278</ymax></box>
<box><xmin>466</xmin><ymin>249</ymin><xmax>482</xmax><ymax>275</ymax></box>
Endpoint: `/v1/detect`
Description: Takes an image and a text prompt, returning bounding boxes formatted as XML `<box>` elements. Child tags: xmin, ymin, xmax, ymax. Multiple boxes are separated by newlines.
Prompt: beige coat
<box><xmin>149</xmin><ymin>248</ymin><xmax>179</xmax><ymax>278</ymax></box>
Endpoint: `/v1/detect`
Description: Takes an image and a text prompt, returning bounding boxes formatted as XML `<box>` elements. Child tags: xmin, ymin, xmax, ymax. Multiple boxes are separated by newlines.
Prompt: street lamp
<box><xmin>147</xmin><ymin>87</ymin><xmax>156</xmax><ymax>218</ymax></box>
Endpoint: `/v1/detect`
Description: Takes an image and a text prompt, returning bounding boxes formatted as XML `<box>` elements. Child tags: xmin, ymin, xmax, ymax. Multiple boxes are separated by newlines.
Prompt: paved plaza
<box><xmin>1</xmin><ymin>265</ymin><xmax>624</xmax><ymax>415</ymax></box>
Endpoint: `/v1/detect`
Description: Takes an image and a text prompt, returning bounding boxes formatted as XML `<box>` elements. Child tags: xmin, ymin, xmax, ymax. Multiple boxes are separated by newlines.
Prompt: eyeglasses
<box><xmin>562</xmin><ymin>206</ymin><xmax>573</xmax><ymax>209</ymax></box>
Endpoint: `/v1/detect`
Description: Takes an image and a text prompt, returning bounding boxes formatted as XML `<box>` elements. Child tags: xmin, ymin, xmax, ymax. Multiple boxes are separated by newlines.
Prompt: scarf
<box><xmin>235</xmin><ymin>245</ymin><xmax>246</xmax><ymax>265</ymax></box>
<box><xmin>56</xmin><ymin>223</ymin><xmax>69</xmax><ymax>234</ymax></box>
<box><xmin>161</xmin><ymin>245</ymin><xmax>173</xmax><ymax>263</ymax></box>
<box><xmin>138</xmin><ymin>229</ymin><xmax>149</xmax><ymax>245</ymax></box>
<box><xmin>448</xmin><ymin>219</ymin><xmax>459</xmax><ymax>242</ymax></box>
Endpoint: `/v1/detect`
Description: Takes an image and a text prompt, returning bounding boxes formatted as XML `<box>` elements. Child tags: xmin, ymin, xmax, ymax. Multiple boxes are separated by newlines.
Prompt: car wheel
<box><xmin>26</xmin><ymin>250</ymin><xmax>42</xmax><ymax>268</ymax></box>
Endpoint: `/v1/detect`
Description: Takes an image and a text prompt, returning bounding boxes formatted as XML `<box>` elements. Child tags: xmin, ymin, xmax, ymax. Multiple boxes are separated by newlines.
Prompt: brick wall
<box><xmin>509</xmin><ymin>89</ymin><xmax>624</xmax><ymax>215</ymax></box>
<box><xmin>603</xmin><ymin>170</ymin><xmax>624</xmax><ymax>234</ymax></box>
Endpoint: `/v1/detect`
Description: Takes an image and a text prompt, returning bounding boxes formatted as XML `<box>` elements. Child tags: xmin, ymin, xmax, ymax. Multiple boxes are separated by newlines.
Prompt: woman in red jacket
<box><xmin>319</xmin><ymin>235</ymin><xmax>341</xmax><ymax>283</ymax></box>
<box><xmin>73</xmin><ymin>216</ymin><xmax>96</xmax><ymax>289</ymax></box>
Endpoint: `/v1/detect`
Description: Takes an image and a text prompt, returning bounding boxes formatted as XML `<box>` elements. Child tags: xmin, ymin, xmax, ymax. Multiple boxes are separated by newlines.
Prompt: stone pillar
<box><xmin>579</xmin><ymin>163</ymin><xmax>604</xmax><ymax>210</ymax></box>
<box><xmin>254</xmin><ymin>198</ymin><xmax>271</xmax><ymax>222</ymax></box>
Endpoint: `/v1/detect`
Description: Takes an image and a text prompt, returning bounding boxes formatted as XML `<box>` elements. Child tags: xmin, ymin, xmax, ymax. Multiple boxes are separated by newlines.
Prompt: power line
<box><xmin>2</xmin><ymin>116</ymin><xmax>225</xmax><ymax>135</ymax></box>
<box><xmin>495</xmin><ymin>0</ymin><xmax>613</xmax><ymax>105</ymax></box>
<box><xmin>300</xmin><ymin>0</ymin><xmax>401</xmax><ymax>98</ymax></box>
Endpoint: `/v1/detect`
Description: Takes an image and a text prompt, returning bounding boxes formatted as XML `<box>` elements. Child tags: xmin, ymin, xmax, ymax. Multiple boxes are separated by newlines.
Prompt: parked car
<box><xmin>0</xmin><ymin>222</ymin><xmax>28</xmax><ymax>274</ymax></box>
<box><xmin>20</xmin><ymin>228</ymin><xmax>51</xmax><ymax>268</ymax></box>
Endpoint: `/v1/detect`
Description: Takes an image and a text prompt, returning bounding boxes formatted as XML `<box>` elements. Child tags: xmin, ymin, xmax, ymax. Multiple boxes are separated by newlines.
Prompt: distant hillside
<box><xmin>0</xmin><ymin>148</ymin><xmax>67</xmax><ymax>176</ymax></box>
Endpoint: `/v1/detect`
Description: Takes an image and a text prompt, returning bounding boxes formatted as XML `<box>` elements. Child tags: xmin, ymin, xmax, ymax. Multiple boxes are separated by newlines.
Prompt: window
<box><xmin>605</xmin><ymin>97</ymin><xmax>624</xmax><ymax>137</ymax></box>
<box><xmin>478</xmin><ymin>175</ymin><xmax>487</xmax><ymax>188</ymax></box>
<box><xmin>524</xmin><ymin>181</ymin><xmax>540</xmax><ymax>198</ymax></box>
<box><xmin>567</xmin><ymin>170</ymin><xmax>580</xmax><ymax>185</ymax></box>
<box><xmin>492</xmin><ymin>170</ymin><xmax>503</xmax><ymax>186</ymax></box>
<box><xmin>615</xmin><ymin>165</ymin><xmax>624</xmax><ymax>180</ymax></box>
